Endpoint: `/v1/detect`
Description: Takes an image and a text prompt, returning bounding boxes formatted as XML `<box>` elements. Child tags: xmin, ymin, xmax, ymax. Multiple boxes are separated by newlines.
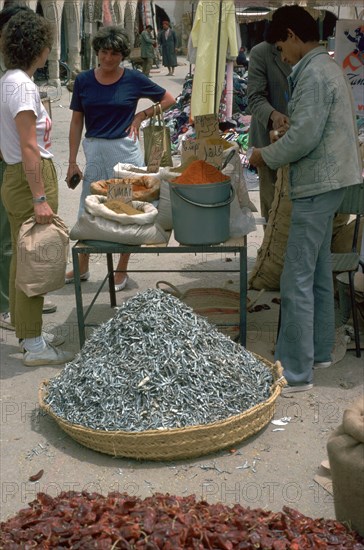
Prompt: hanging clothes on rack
<box><xmin>190</xmin><ymin>0</ymin><xmax>238</xmax><ymax>118</ymax></box>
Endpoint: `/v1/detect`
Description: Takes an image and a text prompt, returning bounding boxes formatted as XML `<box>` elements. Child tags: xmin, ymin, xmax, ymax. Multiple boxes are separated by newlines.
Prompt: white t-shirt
<box><xmin>0</xmin><ymin>69</ymin><xmax>53</xmax><ymax>164</ymax></box>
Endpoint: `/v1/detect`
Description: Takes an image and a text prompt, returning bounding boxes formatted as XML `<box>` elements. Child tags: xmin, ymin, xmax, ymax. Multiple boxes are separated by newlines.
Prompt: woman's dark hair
<box><xmin>92</xmin><ymin>26</ymin><xmax>131</xmax><ymax>59</ymax></box>
<box><xmin>1</xmin><ymin>10</ymin><xmax>53</xmax><ymax>70</ymax></box>
<box><xmin>266</xmin><ymin>5</ymin><xmax>320</xmax><ymax>44</ymax></box>
<box><xmin>0</xmin><ymin>4</ymin><xmax>32</xmax><ymax>34</ymax></box>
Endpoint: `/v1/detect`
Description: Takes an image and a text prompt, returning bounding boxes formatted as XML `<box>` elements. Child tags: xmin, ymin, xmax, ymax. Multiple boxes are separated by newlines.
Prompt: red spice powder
<box><xmin>172</xmin><ymin>160</ymin><xmax>229</xmax><ymax>185</ymax></box>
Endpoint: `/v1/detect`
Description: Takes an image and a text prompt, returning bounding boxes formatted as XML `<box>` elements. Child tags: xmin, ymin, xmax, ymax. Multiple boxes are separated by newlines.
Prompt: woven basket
<box><xmin>39</xmin><ymin>355</ymin><xmax>285</xmax><ymax>461</ymax></box>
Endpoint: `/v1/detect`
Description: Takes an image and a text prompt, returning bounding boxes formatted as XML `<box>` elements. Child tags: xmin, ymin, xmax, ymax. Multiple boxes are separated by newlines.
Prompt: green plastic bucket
<box><xmin>169</xmin><ymin>180</ymin><xmax>234</xmax><ymax>245</ymax></box>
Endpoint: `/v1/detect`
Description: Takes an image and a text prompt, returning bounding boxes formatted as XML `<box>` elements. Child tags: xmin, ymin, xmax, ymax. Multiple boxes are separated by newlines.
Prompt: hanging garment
<box><xmin>190</xmin><ymin>0</ymin><xmax>238</xmax><ymax>117</ymax></box>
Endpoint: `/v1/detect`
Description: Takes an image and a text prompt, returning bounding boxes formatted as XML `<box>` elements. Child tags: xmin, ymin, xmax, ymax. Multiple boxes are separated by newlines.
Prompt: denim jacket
<box><xmin>261</xmin><ymin>47</ymin><xmax>362</xmax><ymax>199</ymax></box>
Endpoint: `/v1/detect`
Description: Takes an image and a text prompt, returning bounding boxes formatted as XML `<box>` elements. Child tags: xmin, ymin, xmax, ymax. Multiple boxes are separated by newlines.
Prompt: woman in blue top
<box><xmin>65</xmin><ymin>26</ymin><xmax>175</xmax><ymax>290</ymax></box>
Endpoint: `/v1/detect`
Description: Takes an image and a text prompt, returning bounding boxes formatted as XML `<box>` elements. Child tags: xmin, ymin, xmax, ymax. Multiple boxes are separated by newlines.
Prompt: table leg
<box><xmin>239</xmin><ymin>244</ymin><xmax>247</xmax><ymax>347</ymax></box>
<box><xmin>73</xmin><ymin>247</ymin><xmax>86</xmax><ymax>348</ymax></box>
<box><xmin>107</xmin><ymin>253</ymin><xmax>117</xmax><ymax>307</ymax></box>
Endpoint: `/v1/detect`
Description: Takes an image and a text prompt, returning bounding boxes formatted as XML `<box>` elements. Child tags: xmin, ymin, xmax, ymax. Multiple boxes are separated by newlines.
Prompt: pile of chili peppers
<box><xmin>1</xmin><ymin>491</ymin><xmax>363</xmax><ymax>549</ymax></box>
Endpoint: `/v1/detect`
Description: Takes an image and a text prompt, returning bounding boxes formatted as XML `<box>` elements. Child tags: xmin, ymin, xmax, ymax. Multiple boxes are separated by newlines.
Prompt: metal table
<box><xmin>72</xmin><ymin>233</ymin><xmax>247</xmax><ymax>348</ymax></box>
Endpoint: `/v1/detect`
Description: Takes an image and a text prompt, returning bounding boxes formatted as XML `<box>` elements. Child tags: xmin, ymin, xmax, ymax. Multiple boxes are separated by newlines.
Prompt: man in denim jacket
<box><xmin>250</xmin><ymin>5</ymin><xmax>362</xmax><ymax>394</ymax></box>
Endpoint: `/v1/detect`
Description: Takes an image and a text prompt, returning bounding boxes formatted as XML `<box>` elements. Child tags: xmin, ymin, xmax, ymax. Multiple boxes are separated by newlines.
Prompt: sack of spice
<box><xmin>91</xmin><ymin>176</ymin><xmax>160</xmax><ymax>202</ymax></box>
<box><xmin>70</xmin><ymin>196</ymin><xmax>169</xmax><ymax>245</ymax></box>
<box><xmin>327</xmin><ymin>397</ymin><xmax>364</xmax><ymax>536</ymax></box>
<box><xmin>113</xmin><ymin>162</ymin><xmax>172</xmax><ymax>231</ymax></box>
<box><xmin>171</xmin><ymin>159</ymin><xmax>229</xmax><ymax>185</ymax></box>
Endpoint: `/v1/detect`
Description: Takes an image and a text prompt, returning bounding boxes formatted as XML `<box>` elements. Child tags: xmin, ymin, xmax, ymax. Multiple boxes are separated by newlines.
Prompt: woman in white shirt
<box><xmin>0</xmin><ymin>10</ymin><xmax>74</xmax><ymax>366</ymax></box>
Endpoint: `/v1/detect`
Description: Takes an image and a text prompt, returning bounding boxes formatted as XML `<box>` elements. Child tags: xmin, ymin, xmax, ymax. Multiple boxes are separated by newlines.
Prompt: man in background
<box><xmin>247</xmin><ymin>40</ymin><xmax>291</xmax><ymax>222</ymax></box>
<box><xmin>140</xmin><ymin>24</ymin><xmax>156</xmax><ymax>77</ymax></box>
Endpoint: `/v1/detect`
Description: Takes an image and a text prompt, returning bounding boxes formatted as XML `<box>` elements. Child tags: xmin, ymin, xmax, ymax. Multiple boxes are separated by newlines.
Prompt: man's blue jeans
<box><xmin>275</xmin><ymin>188</ymin><xmax>345</xmax><ymax>386</ymax></box>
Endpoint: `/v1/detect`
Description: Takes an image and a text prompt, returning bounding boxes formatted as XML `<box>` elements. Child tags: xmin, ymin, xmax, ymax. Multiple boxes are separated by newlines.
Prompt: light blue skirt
<box><xmin>79</xmin><ymin>136</ymin><xmax>144</xmax><ymax>216</ymax></box>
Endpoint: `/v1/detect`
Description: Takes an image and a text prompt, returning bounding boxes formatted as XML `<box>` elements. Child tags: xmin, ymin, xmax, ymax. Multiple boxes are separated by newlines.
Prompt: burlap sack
<box><xmin>16</xmin><ymin>215</ymin><xmax>69</xmax><ymax>297</ymax></box>
<box><xmin>327</xmin><ymin>397</ymin><xmax>364</xmax><ymax>535</ymax></box>
<box><xmin>332</xmin><ymin>217</ymin><xmax>364</xmax><ymax>253</ymax></box>
<box><xmin>249</xmin><ymin>167</ymin><xmax>362</xmax><ymax>291</ymax></box>
<box><xmin>248</xmin><ymin>166</ymin><xmax>291</xmax><ymax>290</ymax></box>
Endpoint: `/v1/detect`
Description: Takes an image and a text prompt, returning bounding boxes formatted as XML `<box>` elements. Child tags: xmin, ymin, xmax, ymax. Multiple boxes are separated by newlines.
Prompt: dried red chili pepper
<box><xmin>1</xmin><ymin>492</ymin><xmax>364</xmax><ymax>549</ymax></box>
<box><xmin>28</xmin><ymin>470</ymin><xmax>44</xmax><ymax>482</ymax></box>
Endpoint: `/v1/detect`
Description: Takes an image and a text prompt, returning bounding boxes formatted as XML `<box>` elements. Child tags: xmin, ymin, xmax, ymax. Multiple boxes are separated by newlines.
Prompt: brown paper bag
<box><xmin>16</xmin><ymin>215</ymin><xmax>69</xmax><ymax>297</ymax></box>
<box><xmin>143</xmin><ymin>103</ymin><xmax>172</xmax><ymax>169</ymax></box>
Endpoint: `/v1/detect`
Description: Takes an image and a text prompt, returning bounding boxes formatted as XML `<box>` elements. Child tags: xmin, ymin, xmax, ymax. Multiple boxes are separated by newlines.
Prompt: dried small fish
<box><xmin>236</xmin><ymin>460</ymin><xmax>250</xmax><ymax>470</ymax></box>
<box><xmin>45</xmin><ymin>289</ymin><xmax>274</xmax><ymax>432</ymax></box>
<box><xmin>271</xmin><ymin>417</ymin><xmax>291</xmax><ymax>426</ymax></box>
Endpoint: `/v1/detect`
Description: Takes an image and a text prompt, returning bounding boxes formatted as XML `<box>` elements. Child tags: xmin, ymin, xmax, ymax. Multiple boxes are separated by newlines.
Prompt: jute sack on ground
<box><xmin>331</xmin><ymin>217</ymin><xmax>364</xmax><ymax>253</ymax></box>
<box><xmin>249</xmin><ymin>167</ymin><xmax>362</xmax><ymax>291</ymax></box>
<box><xmin>156</xmin><ymin>281</ymin><xmax>264</xmax><ymax>340</ymax></box>
<box><xmin>156</xmin><ymin>281</ymin><xmax>241</xmax><ymax>340</ymax></box>
<box><xmin>327</xmin><ymin>397</ymin><xmax>364</xmax><ymax>536</ymax></box>
<box><xmin>16</xmin><ymin>215</ymin><xmax>69</xmax><ymax>297</ymax></box>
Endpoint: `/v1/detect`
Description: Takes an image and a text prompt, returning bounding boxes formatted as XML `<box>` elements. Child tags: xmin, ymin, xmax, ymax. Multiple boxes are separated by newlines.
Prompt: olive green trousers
<box><xmin>1</xmin><ymin>159</ymin><xmax>58</xmax><ymax>338</ymax></box>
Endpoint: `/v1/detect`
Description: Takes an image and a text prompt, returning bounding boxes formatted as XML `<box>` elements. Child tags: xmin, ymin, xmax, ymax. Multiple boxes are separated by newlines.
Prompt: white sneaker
<box><xmin>0</xmin><ymin>312</ymin><xmax>15</xmax><ymax>331</ymax></box>
<box><xmin>115</xmin><ymin>275</ymin><xmax>129</xmax><ymax>292</ymax></box>
<box><xmin>43</xmin><ymin>300</ymin><xmax>57</xmax><ymax>314</ymax></box>
<box><xmin>19</xmin><ymin>331</ymin><xmax>65</xmax><ymax>350</ymax></box>
<box><xmin>313</xmin><ymin>361</ymin><xmax>332</xmax><ymax>369</ymax></box>
<box><xmin>23</xmin><ymin>343</ymin><xmax>74</xmax><ymax>367</ymax></box>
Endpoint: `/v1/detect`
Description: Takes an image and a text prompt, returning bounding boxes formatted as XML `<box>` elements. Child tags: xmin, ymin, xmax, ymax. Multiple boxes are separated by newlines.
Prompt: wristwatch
<box><xmin>32</xmin><ymin>195</ymin><xmax>47</xmax><ymax>203</ymax></box>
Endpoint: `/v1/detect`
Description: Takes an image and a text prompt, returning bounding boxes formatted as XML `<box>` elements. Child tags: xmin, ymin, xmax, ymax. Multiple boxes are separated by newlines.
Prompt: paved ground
<box><xmin>1</xmin><ymin>58</ymin><xmax>363</xmax><ymax>524</ymax></box>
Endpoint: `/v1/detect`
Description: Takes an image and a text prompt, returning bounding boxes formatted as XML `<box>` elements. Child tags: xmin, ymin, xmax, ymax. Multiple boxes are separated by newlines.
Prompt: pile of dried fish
<box><xmin>45</xmin><ymin>289</ymin><xmax>273</xmax><ymax>432</ymax></box>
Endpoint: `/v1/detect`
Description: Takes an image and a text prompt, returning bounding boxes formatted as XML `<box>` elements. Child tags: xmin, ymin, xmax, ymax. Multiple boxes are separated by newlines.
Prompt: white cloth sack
<box><xmin>220</xmin><ymin>145</ymin><xmax>256</xmax><ymax>236</ymax></box>
<box><xmin>85</xmin><ymin>195</ymin><xmax>157</xmax><ymax>225</ymax></box>
<box><xmin>70</xmin><ymin>195</ymin><xmax>169</xmax><ymax>245</ymax></box>
<box><xmin>114</xmin><ymin>162</ymin><xmax>172</xmax><ymax>230</ymax></box>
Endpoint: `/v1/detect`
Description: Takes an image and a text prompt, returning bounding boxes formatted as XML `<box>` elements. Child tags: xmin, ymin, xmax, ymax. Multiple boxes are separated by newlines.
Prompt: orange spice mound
<box><xmin>172</xmin><ymin>160</ymin><xmax>229</xmax><ymax>185</ymax></box>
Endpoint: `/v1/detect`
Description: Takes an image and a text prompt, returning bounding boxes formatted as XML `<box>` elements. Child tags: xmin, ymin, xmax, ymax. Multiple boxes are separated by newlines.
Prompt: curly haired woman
<box><xmin>0</xmin><ymin>10</ymin><xmax>74</xmax><ymax>366</ymax></box>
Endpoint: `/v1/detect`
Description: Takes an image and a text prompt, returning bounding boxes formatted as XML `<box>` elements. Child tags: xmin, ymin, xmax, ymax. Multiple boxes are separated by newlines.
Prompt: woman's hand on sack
<box><xmin>127</xmin><ymin>112</ymin><xmax>145</xmax><ymax>141</ymax></box>
<box><xmin>249</xmin><ymin>148</ymin><xmax>266</xmax><ymax>168</ymax></box>
<box><xmin>33</xmin><ymin>201</ymin><xmax>54</xmax><ymax>224</ymax></box>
